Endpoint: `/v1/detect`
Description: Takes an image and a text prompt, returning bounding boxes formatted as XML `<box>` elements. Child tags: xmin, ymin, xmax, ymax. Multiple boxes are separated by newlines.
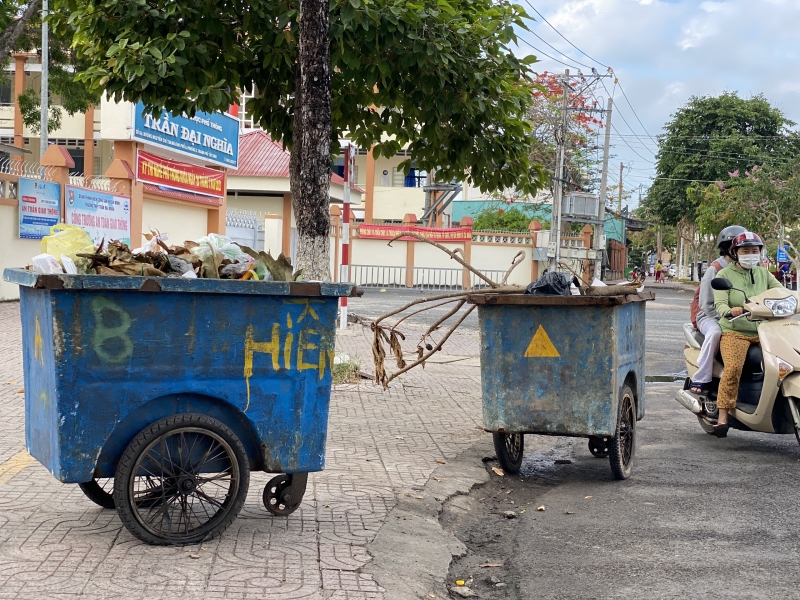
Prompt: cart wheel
<box><xmin>114</xmin><ymin>413</ymin><xmax>250</xmax><ymax>546</ymax></box>
<box><xmin>587</xmin><ymin>437</ymin><xmax>608</xmax><ymax>458</ymax></box>
<box><xmin>608</xmin><ymin>385</ymin><xmax>636</xmax><ymax>480</ymax></box>
<box><xmin>263</xmin><ymin>474</ymin><xmax>305</xmax><ymax>516</ymax></box>
<box><xmin>493</xmin><ymin>433</ymin><xmax>524</xmax><ymax>474</ymax></box>
<box><xmin>78</xmin><ymin>478</ymin><xmax>116</xmax><ymax>509</ymax></box>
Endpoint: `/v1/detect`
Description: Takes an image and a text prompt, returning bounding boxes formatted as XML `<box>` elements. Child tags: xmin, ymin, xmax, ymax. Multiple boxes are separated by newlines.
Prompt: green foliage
<box><xmin>472</xmin><ymin>204</ymin><xmax>547</xmax><ymax>231</ymax></box>
<box><xmin>694</xmin><ymin>159</ymin><xmax>800</xmax><ymax>263</ymax></box>
<box><xmin>57</xmin><ymin>0</ymin><xmax>548</xmax><ymax>196</ymax></box>
<box><xmin>643</xmin><ymin>92</ymin><xmax>800</xmax><ymax>226</ymax></box>
<box><xmin>2</xmin><ymin>2</ymin><xmax>101</xmax><ymax>133</ymax></box>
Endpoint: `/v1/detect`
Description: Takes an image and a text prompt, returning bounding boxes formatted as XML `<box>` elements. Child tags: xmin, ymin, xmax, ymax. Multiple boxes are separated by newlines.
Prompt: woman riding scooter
<box><xmin>713</xmin><ymin>232</ymin><xmax>782</xmax><ymax>437</ymax></box>
<box><xmin>688</xmin><ymin>225</ymin><xmax>746</xmax><ymax>396</ymax></box>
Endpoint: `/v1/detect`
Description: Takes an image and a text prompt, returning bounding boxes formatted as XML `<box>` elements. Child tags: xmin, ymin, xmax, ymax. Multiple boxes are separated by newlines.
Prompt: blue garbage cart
<box><xmin>3</xmin><ymin>268</ymin><xmax>354</xmax><ymax>545</ymax></box>
<box><xmin>468</xmin><ymin>292</ymin><xmax>652</xmax><ymax>480</ymax></box>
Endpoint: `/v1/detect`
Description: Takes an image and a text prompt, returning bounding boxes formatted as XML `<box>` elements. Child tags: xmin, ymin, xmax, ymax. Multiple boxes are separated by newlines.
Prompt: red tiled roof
<box><xmin>143</xmin><ymin>184</ymin><xmax>223</xmax><ymax>207</ymax></box>
<box><xmin>231</xmin><ymin>130</ymin><xmax>363</xmax><ymax>191</ymax></box>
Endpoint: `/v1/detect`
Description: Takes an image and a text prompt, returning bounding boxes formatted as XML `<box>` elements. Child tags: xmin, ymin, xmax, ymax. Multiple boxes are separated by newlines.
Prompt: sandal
<box><xmin>711</xmin><ymin>423</ymin><xmax>729</xmax><ymax>438</ymax></box>
<box><xmin>689</xmin><ymin>381</ymin><xmax>707</xmax><ymax>395</ymax></box>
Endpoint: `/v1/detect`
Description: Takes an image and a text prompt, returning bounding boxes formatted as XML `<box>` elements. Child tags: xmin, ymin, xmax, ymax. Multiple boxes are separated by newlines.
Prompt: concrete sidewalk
<box><xmin>0</xmin><ymin>301</ymin><xmax>491</xmax><ymax>599</ymax></box>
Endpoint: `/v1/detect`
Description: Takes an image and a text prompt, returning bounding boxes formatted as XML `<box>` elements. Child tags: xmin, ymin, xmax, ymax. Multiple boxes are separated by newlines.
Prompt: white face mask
<box><xmin>738</xmin><ymin>254</ymin><xmax>760</xmax><ymax>269</ymax></box>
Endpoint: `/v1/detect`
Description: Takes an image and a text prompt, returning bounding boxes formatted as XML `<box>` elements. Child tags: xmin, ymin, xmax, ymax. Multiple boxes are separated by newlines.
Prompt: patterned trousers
<box><xmin>718</xmin><ymin>332</ymin><xmax>760</xmax><ymax>409</ymax></box>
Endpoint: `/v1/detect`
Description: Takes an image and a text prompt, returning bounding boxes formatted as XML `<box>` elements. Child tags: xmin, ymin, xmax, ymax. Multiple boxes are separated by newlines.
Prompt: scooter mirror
<box><xmin>711</xmin><ymin>278</ymin><xmax>733</xmax><ymax>291</ymax></box>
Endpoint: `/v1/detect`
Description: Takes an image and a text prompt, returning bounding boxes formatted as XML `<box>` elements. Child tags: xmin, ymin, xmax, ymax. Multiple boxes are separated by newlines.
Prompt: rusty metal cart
<box><xmin>4</xmin><ymin>268</ymin><xmax>354</xmax><ymax>545</ymax></box>
<box><xmin>468</xmin><ymin>292</ymin><xmax>652</xmax><ymax>480</ymax></box>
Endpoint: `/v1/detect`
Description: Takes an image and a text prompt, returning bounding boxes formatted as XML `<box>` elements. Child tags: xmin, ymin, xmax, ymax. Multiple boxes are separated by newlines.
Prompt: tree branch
<box><xmin>0</xmin><ymin>0</ymin><xmax>41</xmax><ymax>59</ymax></box>
<box><xmin>388</xmin><ymin>231</ymin><xmax>498</xmax><ymax>288</ymax></box>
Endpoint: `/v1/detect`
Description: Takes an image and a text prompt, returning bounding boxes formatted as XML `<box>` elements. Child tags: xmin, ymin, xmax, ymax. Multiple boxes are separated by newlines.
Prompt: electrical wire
<box><xmin>517</xmin><ymin>37</ymin><xmax>582</xmax><ymax>71</ymax></box>
<box><xmin>522</xmin><ymin>1</ymin><xmax>611</xmax><ymax>69</ymax></box>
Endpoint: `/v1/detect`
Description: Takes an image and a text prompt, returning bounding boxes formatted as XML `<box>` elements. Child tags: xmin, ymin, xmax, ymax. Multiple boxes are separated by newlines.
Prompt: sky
<box><xmin>515</xmin><ymin>0</ymin><xmax>800</xmax><ymax>209</ymax></box>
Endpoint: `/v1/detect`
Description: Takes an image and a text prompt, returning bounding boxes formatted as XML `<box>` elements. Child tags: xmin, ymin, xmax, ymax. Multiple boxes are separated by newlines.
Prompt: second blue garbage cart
<box><xmin>468</xmin><ymin>292</ymin><xmax>652</xmax><ymax>480</ymax></box>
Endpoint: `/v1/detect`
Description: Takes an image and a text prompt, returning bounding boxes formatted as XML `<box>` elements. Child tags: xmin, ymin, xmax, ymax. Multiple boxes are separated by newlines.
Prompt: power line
<box><xmin>615</xmin><ymin>79</ymin><xmax>657</xmax><ymax>143</ymax></box>
<box><xmin>527</xmin><ymin>30</ymin><xmax>596</xmax><ymax>70</ymax></box>
<box><xmin>517</xmin><ymin>37</ymin><xmax>582</xmax><ymax>71</ymax></box>
<box><xmin>522</xmin><ymin>1</ymin><xmax>611</xmax><ymax>69</ymax></box>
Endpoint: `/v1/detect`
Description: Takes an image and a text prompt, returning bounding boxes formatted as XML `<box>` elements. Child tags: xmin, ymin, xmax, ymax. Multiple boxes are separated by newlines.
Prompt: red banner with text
<box><xmin>357</xmin><ymin>224</ymin><xmax>472</xmax><ymax>242</ymax></box>
<box><xmin>137</xmin><ymin>150</ymin><xmax>225</xmax><ymax>199</ymax></box>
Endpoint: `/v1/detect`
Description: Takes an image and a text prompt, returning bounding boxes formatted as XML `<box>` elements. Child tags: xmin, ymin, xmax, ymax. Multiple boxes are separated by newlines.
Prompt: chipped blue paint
<box><xmin>5</xmin><ymin>269</ymin><xmax>350</xmax><ymax>483</ymax></box>
<box><xmin>477</xmin><ymin>300</ymin><xmax>646</xmax><ymax>437</ymax></box>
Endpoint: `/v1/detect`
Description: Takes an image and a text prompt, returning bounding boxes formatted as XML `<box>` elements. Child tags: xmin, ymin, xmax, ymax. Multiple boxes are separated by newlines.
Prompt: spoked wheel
<box><xmin>263</xmin><ymin>473</ymin><xmax>307</xmax><ymax>517</ymax></box>
<box><xmin>114</xmin><ymin>414</ymin><xmax>250</xmax><ymax>546</ymax></box>
<box><xmin>608</xmin><ymin>385</ymin><xmax>636</xmax><ymax>480</ymax></box>
<box><xmin>588</xmin><ymin>437</ymin><xmax>609</xmax><ymax>458</ymax></box>
<box><xmin>493</xmin><ymin>433</ymin><xmax>524</xmax><ymax>474</ymax></box>
<box><xmin>78</xmin><ymin>478</ymin><xmax>116</xmax><ymax>509</ymax></box>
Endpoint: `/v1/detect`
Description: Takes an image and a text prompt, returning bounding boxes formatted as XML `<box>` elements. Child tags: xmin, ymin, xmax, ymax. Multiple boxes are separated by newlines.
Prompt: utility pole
<box><xmin>549</xmin><ymin>69</ymin><xmax>570</xmax><ymax>272</ymax></box>
<box><xmin>618</xmin><ymin>162</ymin><xmax>624</xmax><ymax>214</ymax></box>
<box><xmin>592</xmin><ymin>97</ymin><xmax>613</xmax><ymax>281</ymax></box>
<box><xmin>40</xmin><ymin>0</ymin><xmax>48</xmax><ymax>158</ymax></box>
<box><xmin>339</xmin><ymin>144</ymin><xmax>355</xmax><ymax>330</ymax></box>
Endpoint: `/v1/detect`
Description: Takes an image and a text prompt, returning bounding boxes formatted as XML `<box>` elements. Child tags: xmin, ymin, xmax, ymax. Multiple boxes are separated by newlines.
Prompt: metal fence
<box><xmin>226</xmin><ymin>208</ymin><xmax>264</xmax><ymax>251</ymax></box>
<box><xmin>340</xmin><ymin>264</ymin><xmax>508</xmax><ymax>290</ymax></box>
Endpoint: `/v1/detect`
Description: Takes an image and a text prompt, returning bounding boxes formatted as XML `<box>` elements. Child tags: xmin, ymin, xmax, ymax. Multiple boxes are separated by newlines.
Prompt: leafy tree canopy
<box><xmin>1</xmin><ymin>1</ymin><xmax>100</xmax><ymax>133</ymax></box>
<box><xmin>472</xmin><ymin>204</ymin><xmax>548</xmax><ymax>231</ymax></box>
<box><xmin>643</xmin><ymin>92</ymin><xmax>800</xmax><ymax>226</ymax></box>
<box><xmin>58</xmin><ymin>0</ymin><xmax>548</xmax><ymax>196</ymax></box>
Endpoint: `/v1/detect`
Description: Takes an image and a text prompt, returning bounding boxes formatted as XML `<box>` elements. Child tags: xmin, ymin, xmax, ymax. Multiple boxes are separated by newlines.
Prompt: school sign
<box><xmin>132</xmin><ymin>102</ymin><xmax>240</xmax><ymax>169</ymax></box>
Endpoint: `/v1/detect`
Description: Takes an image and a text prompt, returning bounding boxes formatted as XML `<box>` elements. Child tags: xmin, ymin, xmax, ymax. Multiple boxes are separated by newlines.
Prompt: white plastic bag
<box><xmin>191</xmin><ymin>234</ymin><xmax>252</xmax><ymax>264</ymax></box>
<box><xmin>32</xmin><ymin>254</ymin><xmax>64</xmax><ymax>274</ymax></box>
<box><xmin>133</xmin><ymin>232</ymin><xmax>169</xmax><ymax>255</ymax></box>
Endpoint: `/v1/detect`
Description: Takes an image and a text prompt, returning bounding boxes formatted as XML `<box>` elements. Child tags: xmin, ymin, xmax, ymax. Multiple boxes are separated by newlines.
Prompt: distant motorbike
<box><xmin>676</xmin><ymin>278</ymin><xmax>800</xmax><ymax>443</ymax></box>
<box><xmin>626</xmin><ymin>266</ymin><xmax>646</xmax><ymax>283</ymax></box>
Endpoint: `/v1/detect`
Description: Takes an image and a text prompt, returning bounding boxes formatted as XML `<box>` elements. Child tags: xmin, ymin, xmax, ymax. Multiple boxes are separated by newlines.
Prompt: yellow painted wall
<box><xmin>470</xmin><ymin>244</ymin><xmax>532</xmax><ymax>287</ymax></box>
<box><xmin>372</xmin><ymin>187</ymin><xmax>426</xmax><ymax>221</ymax></box>
<box><xmin>226</xmin><ymin>195</ymin><xmax>284</xmax><ymax>216</ymax></box>
<box><xmin>142</xmin><ymin>199</ymin><xmax>208</xmax><ymax>246</ymax></box>
<box><xmin>351</xmin><ymin>237</ymin><xmax>407</xmax><ymax>267</ymax></box>
<box><xmin>0</xmin><ymin>205</ymin><xmax>42</xmax><ymax>301</ymax></box>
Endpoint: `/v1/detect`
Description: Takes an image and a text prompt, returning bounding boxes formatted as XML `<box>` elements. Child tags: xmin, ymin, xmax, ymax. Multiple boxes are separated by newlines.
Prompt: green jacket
<box><xmin>714</xmin><ymin>264</ymin><xmax>782</xmax><ymax>335</ymax></box>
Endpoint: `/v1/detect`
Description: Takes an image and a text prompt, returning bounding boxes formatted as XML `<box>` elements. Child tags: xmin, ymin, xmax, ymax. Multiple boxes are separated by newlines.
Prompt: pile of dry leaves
<box><xmin>74</xmin><ymin>233</ymin><xmax>302</xmax><ymax>281</ymax></box>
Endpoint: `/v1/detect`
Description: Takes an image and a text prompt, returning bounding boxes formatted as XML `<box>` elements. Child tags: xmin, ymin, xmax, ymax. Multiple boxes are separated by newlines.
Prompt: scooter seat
<box><xmin>683</xmin><ymin>323</ymin><xmax>704</xmax><ymax>349</ymax></box>
<box><xmin>715</xmin><ymin>344</ymin><xmax>763</xmax><ymax>375</ymax></box>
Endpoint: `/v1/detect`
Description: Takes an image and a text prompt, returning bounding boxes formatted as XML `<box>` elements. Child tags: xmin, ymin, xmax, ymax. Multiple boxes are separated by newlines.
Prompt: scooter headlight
<box><xmin>764</xmin><ymin>296</ymin><xmax>798</xmax><ymax>317</ymax></box>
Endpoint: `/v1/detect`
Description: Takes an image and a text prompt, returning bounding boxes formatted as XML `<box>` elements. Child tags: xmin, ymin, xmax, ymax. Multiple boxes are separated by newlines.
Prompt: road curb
<box><xmin>362</xmin><ymin>439</ymin><xmax>494</xmax><ymax>600</ymax></box>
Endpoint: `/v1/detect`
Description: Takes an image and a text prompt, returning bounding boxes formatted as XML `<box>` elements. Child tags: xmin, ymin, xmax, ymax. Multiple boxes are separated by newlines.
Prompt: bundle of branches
<box><xmin>74</xmin><ymin>232</ymin><xmax>302</xmax><ymax>281</ymax></box>
<box><xmin>370</xmin><ymin>233</ymin><xmax>527</xmax><ymax>389</ymax></box>
<box><xmin>556</xmin><ymin>261</ymin><xmax>645</xmax><ymax>296</ymax></box>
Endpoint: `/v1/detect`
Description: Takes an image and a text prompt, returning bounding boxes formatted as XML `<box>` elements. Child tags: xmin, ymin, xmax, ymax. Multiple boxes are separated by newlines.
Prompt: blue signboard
<box><xmin>132</xmin><ymin>102</ymin><xmax>239</xmax><ymax>169</ymax></box>
<box><xmin>18</xmin><ymin>178</ymin><xmax>61</xmax><ymax>239</ymax></box>
<box><xmin>777</xmin><ymin>245</ymin><xmax>790</xmax><ymax>263</ymax></box>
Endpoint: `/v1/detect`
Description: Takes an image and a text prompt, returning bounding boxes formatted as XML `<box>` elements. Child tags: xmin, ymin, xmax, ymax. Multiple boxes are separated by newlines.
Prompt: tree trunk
<box><xmin>0</xmin><ymin>0</ymin><xmax>41</xmax><ymax>59</ymax></box>
<box><xmin>289</xmin><ymin>0</ymin><xmax>332</xmax><ymax>281</ymax></box>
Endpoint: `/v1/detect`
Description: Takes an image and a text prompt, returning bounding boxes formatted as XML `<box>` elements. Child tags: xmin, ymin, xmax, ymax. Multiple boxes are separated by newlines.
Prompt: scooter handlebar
<box><xmin>726</xmin><ymin>311</ymin><xmax>751</xmax><ymax>322</ymax></box>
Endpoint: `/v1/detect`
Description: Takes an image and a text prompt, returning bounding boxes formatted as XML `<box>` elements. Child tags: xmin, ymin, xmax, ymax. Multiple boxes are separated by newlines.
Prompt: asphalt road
<box><xmin>349</xmin><ymin>287</ymin><xmax>691</xmax><ymax>378</ymax></box>
<box><xmin>444</xmin><ymin>385</ymin><xmax>800</xmax><ymax>599</ymax></box>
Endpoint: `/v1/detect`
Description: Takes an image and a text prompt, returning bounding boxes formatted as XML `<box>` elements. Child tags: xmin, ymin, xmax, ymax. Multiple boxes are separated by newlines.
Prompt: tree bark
<box><xmin>289</xmin><ymin>0</ymin><xmax>332</xmax><ymax>281</ymax></box>
<box><xmin>0</xmin><ymin>0</ymin><xmax>41</xmax><ymax>59</ymax></box>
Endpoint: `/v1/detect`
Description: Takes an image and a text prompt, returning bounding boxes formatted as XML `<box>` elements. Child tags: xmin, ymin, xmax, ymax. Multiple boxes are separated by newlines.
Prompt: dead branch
<box><xmin>419</xmin><ymin>299</ymin><xmax>467</xmax><ymax>346</ymax></box>
<box><xmin>382</xmin><ymin>305</ymin><xmax>477</xmax><ymax>388</ymax></box>
<box><xmin>374</xmin><ymin>285</ymin><xmax>524</xmax><ymax>326</ymax></box>
<box><xmin>501</xmin><ymin>251</ymin><xmax>526</xmax><ymax>285</ymax></box>
<box><xmin>389</xmin><ymin>298</ymin><xmax>463</xmax><ymax>331</ymax></box>
<box><xmin>389</xmin><ymin>232</ymin><xmax>498</xmax><ymax>288</ymax></box>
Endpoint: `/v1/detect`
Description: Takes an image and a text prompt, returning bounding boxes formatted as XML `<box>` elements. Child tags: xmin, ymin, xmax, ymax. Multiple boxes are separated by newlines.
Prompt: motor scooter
<box><xmin>676</xmin><ymin>278</ymin><xmax>800</xmax><ymax>442</ymax></box>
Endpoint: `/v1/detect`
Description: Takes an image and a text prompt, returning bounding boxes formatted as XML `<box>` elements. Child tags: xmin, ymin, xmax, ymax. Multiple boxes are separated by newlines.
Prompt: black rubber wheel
<box><xmin>588</xmin><ymin>437</ymin><xmax>608</xmax><ymax>458</ymax></box>
<box><xmin>493</xmin><ymin>433</ymin><xmax>524</xmax><ymax>474</ymax></box>
<box><xmin>263</xmin><ymin>474</ymin><xmax>304</xmax><ymax>516</ymax></box>
<box><xmin>78</xmin><ymin>478</ymin><xmax>116</xmax><ymax>509</ymax></box>
<box><xmin>697</xmin><ymin>415</ymin><xmax>717</xmax><ymax>435</ymax></box>
<box><xmin>608</xmin><ymin>385</ymin><xmax>636</xmax><ymax>480</ymax></box>
<box><xmin>113</xmin><ymin>413</ymin><xmax>250</xmax><ymax>546</ymax></box>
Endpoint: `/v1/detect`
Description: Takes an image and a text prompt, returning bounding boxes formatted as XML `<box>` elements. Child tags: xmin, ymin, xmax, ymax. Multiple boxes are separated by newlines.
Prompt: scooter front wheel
<box><xmin>697</xmin><ymin>415</ymin><xmax>717</xmax><ymax>435</ymax></box>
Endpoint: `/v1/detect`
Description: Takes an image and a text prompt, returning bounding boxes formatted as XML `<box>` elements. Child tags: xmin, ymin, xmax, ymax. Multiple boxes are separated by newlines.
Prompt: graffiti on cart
<box><xmin>243</xmin><ymin>299</ymin><xmax>335</xmax><ymax>411</ymax></box>
<box><xmin>91</xmin><ymin>296</ymin><xmax>134</xmax><ymax>364</ymax></box>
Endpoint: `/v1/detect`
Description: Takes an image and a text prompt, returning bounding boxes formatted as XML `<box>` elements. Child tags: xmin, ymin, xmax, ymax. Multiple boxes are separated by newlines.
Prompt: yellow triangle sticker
<box><xmin>524</xmin><ymin>325</ymin><xmax>560</xmax><ymax>358</ymax></box>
